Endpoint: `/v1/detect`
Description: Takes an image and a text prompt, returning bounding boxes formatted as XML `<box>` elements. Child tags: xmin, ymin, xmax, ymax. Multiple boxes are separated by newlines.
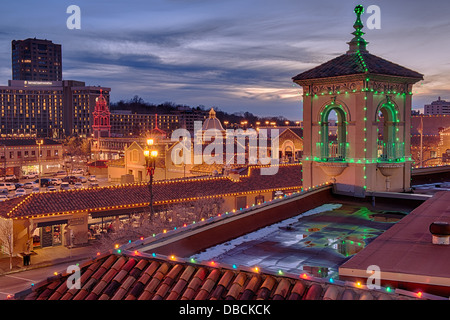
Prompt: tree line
<box><xmin>110</xmin><ymin>96</ymin><xmax>295</xmax><ymax>128</ymax></box>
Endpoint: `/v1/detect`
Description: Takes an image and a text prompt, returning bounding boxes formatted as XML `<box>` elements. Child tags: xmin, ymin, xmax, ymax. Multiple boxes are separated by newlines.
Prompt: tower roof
<box><xmin>292</xmin><ymin>52</ymin><xmax>423</xmax><ymax>82</ymax></box>
<box><xmin>292</xmin><ymin>5</ymin><xmax>423</xmax><ymax>82</ymax></box>
<box><xmin>202</xmin><ymin>108</ymin><xmax>225</xmax><ymax>131</ymax></box>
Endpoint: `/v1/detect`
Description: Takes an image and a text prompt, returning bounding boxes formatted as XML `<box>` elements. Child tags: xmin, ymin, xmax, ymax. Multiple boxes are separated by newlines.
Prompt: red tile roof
<box><xmin>14</xmin><ymin>251</ymin><xmax>431</xmax><ymax>301</ymax></box>
<box><xmin>292</xmin><ymin>52</ymin><xmax>423</xmax><ymax>82</ymax></box>
<box><xmin>0</xmin><ymin>164</ymin><xmax>302</xmax><ymax>219</ymax></box>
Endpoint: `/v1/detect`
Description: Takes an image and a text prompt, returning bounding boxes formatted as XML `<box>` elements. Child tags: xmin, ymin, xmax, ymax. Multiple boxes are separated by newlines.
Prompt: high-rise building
<box><xmin>424</xmin><ymin>97</ymin><xmax>450</xmax><ymax>115</ymax></box>
<box><xmin>12</xmin><ymin>38</ymin><xmax>62</xmax><ymax>81</ymax></box>
<box><xmin>0</xmin><ymin>80</ymin><xmax>110</xmax><ymax>138</ymax></box>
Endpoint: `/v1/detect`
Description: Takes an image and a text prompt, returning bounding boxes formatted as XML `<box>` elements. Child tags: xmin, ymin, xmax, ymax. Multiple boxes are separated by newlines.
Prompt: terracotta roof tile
<box><xmin>167</xmin><ymin>265</ymin><xmax>196</xmax><ymax>300</ymax></box>
<box><xmin>359</xmin><ymin>291</ymin><xmax>374</xmax><ymax>300</ymax></box>
<box><xmin>126</xmin><ymin>282</ymin><xmax>145</xmax><ymax>301</ymax></box>
<box><xmin>182</xmin><ymin>268</ymin><xmax>207</xmax><ymax>300</ymax></box>
<box><xmin>14</xmin><ymin>253</ymin><xmax>432</xmax><ymax>301</ymax></box>
<box><xmin>323</xmin><ymin>285</ymin><xmax>340</xmax><ymax>300</ymax></box>
<box><xmin>240</xmin><ymin>275</ymin><xmax>261</xmax><ymax>300</ymax></box>
<box><xmin>138</xmin><ymin>262</ymin><xmax>170</xmax><ymax>300</ymax></box>
<box><xmin>226</xmin><ymin>273</ymin><xmax>247</xmax><ymax>300</ymax></box>
<box><xmin>195</xmin><ymin>268</ymin><xmax>221</xmax><ymax>300</ymax></box>
<box><xmin>1</xmin><ymin>164</ymin><xmax>302</xmax><ymax>219</ymax></box>
<box><xmin>288</xmin><ymin>280</ymin><xmax>306</xmax><ymax>300</ymax></box>
<box><xmin>135</xmin><ymin>261</ymin><xmax>160</xmax><ymax>286</ymax></box>
<box><xmin>303</xmin><ymin>284</ymin><xmax>323</xmax><ymax>300</ymax></box>
<box><xmin>272</xmin><ymin>279</ymin><xmax>292</xmax><ymax>300</ymax></box>
<box><xmin>341</xmin><ymin>288</ymin><xmax>357</xmax><ymax>300</ymax></box>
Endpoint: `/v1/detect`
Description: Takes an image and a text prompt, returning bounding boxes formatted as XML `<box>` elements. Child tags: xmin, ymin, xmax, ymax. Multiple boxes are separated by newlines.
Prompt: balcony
<box><xmin>377</xmin><ymin>141</ymin><xmax>404</xmax><ymax>163</ymax></box>
<box><xmin>316</xmin><ymin>141</ymin><xmax>347</xmax><ymax>162</ymax></box>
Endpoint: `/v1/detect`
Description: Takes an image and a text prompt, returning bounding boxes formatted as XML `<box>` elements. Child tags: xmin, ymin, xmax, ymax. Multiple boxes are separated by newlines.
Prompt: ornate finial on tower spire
<box><xmin>347</xmin><ymin>5</ymin><xmax>369</xmax><ymax>54</ymax></box>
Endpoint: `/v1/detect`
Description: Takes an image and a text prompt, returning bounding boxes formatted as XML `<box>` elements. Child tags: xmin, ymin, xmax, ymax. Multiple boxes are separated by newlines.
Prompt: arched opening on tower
<box><xmin>376</xmin><ymin>102</ymin><xmax>403</xmax><ymax>162</ymax></box>
<box><xmin>319</xmin><ymin>104</ymin><xmax>347</xmax><ymax>161</ymax></box>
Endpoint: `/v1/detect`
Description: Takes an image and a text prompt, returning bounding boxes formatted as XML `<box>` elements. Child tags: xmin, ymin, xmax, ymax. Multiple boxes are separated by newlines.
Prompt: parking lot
<box><xmin>0</xmin><ymin>174</ymin><xmax>112</xmax><ymax>201</ymax></box>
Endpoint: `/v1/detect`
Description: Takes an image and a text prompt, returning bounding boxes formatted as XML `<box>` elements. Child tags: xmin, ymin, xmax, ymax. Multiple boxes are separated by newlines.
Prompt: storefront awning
<box><xmin>36</xmin><ymin>219</ymin><xmax>68</xmax><ymax>228</ymax></box>
<box><xmin>90</xmin><ymin>207</ymin><xmax>146</xmax><ymax>219</ymax></box>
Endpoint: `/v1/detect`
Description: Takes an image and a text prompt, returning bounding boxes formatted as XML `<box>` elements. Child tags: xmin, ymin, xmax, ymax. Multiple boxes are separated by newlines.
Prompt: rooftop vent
<box><xmin>429</xmin><ymin>221</ymin><xmax>450</xmax><ymax>245</ymax></box>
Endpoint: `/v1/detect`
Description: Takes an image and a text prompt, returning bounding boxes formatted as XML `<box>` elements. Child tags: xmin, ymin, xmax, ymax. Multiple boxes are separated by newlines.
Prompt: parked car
<box><xmin>72</xmin><ymin>168</ymin><xmax>84</xmax><ymax>175</ymax></box>
<box><xmin>73</xmin><ymin>182</ymin><xmax>83</xmax><ymax>189</ymax></box>
<box><xmin>23</xmin><ymin>172</ymin><xmax>38</xmax><ymax>179</ymax></box>
<box><xmin>5</xmin><ymin>174</ymin><xmax>17</xmax><ymax>182</ymax></box>
<box><xmin>33</xmin><ymin>178</ymin><xmax>51</xmax><ymax>187</ymax></box>
<box><xmin>47</xmin><ymin>186</ymin><xmax>57</xmax><ymax>192</ymax></box>
<box><xmin>23</xmin><ymin>181</ymin><xmax>38</xmax><ymax>189</ymax></box>
<box><xmin>88</xmin><ymin>175</ymin><xmax>97</xmax><ymax>182</ymax></box>
<box><xmin>0</xmin><ymin>182</ymin><xmax>16</xmax><ymax>191</ymax></box>
<box><xmin>15</xmin><ymin>183</ymin><xmax>24</xmax><ymax>189</ymax></box>
<box><xmin>15</xmin><ymin>188</ymin><xmax>27</xmax><ymax>196</ymax></box>
<box><xmin>89</xmin><ymin>182</ymin><xmax>99</xmax><ymax>188</ymax></box>
<box><xmin>0</xmin><ymin>194</ymin><xmax>8</xmax><ymax>202</ymax></box>
<box><xmin>60</xmin><ymin>182</ymin><xmax>71</xmax><ymax>191</ymax></box>
<box><xmin>55</xmin><ymin>170</ymin><xmax>67</xmax><ymax>176</ymax></box>
<box><xmin>62</xmin><ymin>176</ymin><xmax>80</xmax><ymax>184</ymax></box>
<box><xmin>78</xmin><ymin>176</ymin><xmax>88</xmax><ymax>183</ymax></box>
<box><xmin>0</xmin><ymin>188</ymin><xmax>9</xmax><ymax>195</ymax></box>
<box><xmin>50</xmin><ymin>178</ymin><xmax>62</xmax><ymax>185</ymax></box>
<box><xmin>31</xmin><ymin>187</ymin><xmax>40</xmax><ymax>193</ymax></box>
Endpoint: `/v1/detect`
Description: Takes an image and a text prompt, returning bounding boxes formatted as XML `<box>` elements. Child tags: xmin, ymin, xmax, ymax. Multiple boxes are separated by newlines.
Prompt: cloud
<box><xmin>0</xmin><ymin>0</ymin><xmax>449</xmax><ymax>119</ymax></box>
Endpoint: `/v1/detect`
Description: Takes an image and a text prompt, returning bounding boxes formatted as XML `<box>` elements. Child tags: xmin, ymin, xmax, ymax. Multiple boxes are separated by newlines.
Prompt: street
<box><xmin>0</xmin><ymin>261</ymin><xmax>85</xmax><ymax>300</ymax></box>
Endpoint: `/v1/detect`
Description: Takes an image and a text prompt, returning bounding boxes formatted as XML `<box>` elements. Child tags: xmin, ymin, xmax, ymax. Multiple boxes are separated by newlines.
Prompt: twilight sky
<box><xmin>0</xmin><ymin>0</ymin><xmax>449</xmax><ymax>119</ymax></box>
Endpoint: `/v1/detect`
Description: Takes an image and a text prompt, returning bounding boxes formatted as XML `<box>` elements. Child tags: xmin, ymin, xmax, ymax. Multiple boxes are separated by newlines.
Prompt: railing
<box><xmin>377</xmin><ymin>141</ymin><xmax>404</xmax><ymax>162</ymax></box>
<box><xmin>317</xmin><ymin>141</ymin><xmax>347</xmax><ymax>161</ymax></box>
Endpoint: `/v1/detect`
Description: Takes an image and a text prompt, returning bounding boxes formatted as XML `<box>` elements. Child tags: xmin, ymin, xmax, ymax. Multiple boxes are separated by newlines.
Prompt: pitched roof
<box><xmin>292</xmin><ymin>52</ymin><xmax>423</xmax><ymax>82</ymax></box>
<box><xmin>0</xmin><ymin>164</ymin><xmax>302</xmax><ymax>219</ymax></box>
<box><xmin>13</xmin><ymin>251</ymin><xmax>427</xmax><ymax>301</ymax></box>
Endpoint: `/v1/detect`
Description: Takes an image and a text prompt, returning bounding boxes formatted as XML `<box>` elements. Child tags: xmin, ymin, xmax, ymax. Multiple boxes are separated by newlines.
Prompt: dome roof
<box><xmin>202</xmin><ymin>108</ymin><xmax>224</xmax><ymax>131</ymax></box>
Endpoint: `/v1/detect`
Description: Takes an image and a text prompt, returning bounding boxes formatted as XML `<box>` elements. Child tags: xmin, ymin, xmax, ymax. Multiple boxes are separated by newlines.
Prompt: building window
<box><xmin>17</xmin><ymin>151</ymin><xmax>22</xmax><ymax>158</ymax></box>
<box><xmin>9</xmin><ymin>151</ymin><xmax>14</xmax><ymax>159</ymax></box>
<box><xmin>318</xmin><ymin>102</ymin><xmax>347</xmax><ymax>161</ymax></box>
<box><xmin>377</xmin><ymin>101</ymin><xmax>403</xmax><ymax>162</ymax></box>
<box><xmin>47</xmin><ymin>150</ymin><xmax>51</xmax><ymax>157</ymax></box>
<box><xmin>255</xmin><ymin>195</ymin><xmax>264</xmax><ymax>205</ymax></box>
<box><xmin>236</xmin><ymin>196</ymin><xmax>247</xmax><ymax>210</ymax></box>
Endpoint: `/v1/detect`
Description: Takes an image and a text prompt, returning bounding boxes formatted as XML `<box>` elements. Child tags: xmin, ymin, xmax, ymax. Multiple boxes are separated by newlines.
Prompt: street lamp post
<box><xmin>144</xmin><ymin>138</ymin><xmax>158</xmax><ymax>218</ymax></box>
<box><xmin>36</xmin><ymin>139</ymin><xmax>44</xmax><ymax>189</ymax></box>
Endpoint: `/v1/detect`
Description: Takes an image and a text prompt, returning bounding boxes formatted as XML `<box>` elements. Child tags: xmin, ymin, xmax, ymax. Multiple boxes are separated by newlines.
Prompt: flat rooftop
<box><xmin>189</xmin><ymin>202</ymin><xmax>407</xmax><ymax>279</ymax></box>
<box><xmin>339</xmin><ymin>191</ymin><xmax>450</xmax><ymax>296</ymax></box>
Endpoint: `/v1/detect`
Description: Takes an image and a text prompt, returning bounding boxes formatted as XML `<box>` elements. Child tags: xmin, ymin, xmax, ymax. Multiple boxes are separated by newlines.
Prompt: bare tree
<box><xmin>0</xmin><ymin>218</ymin><xmax>14</xmax><ymax>270</ymax></box>
<box><xmin>92</xmin><ymin>197</ymin><xmax>224</xmax><ymax>253</ymax></box>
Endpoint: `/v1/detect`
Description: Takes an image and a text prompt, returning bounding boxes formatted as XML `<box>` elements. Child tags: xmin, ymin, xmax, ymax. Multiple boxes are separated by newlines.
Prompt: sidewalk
<box><xmin>0</xmin><ymin>245</ymin><xmax>95</xmax><ymax>275</ymax></box>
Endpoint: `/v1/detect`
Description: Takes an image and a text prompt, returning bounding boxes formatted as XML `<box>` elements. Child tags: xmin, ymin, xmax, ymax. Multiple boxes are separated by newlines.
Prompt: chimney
<box><xmin>228</xmin><ymin>170</ymin><xmax>240</xmax><ymax>182</ymax></box>
<box><xmin>429</xmin><ymin>221</ymin><xmax>450</xmax><ymax>245</ymax></box>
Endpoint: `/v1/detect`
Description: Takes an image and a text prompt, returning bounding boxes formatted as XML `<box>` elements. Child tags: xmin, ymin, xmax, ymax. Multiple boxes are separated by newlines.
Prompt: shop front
<box><xmin>22</xmin><ymin>164</ymin><xmax>39</xmax><ymax>177</ymax></box>
<box><xmin>32</xmin><ymin>219</ymin><xmax>67</xmax><ymax>248</ymax></box>
<box><xmin>30</xmin><ymin>214</ymin><xmax>89</xmax><ymax>249</ymax></box>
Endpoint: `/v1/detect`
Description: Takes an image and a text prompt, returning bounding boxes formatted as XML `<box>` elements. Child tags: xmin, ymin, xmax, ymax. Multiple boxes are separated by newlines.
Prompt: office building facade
<box><xmin>0</xmin><ymin>80</ymin><xmax>110</xmax><ymax>138</ymax></box>
<box><xmin>424</xmin><ymin>97</ymin><xmax>450</xmax><ymax>115</ymax></box>
<box><xmin>110</xmin><ymin>111</ymin><xmax>179</xmax><ymax>137</ymax></box>
<box><xmin>12</xmin><ymin>38</ymin><xmax>62</xmax><ymax>81</ymax></box>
